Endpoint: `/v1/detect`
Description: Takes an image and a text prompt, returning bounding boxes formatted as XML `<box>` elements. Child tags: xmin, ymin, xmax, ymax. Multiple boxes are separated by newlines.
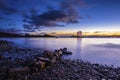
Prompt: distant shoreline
<box><xmin>1</xmin><ymin>36</ymin><xmax>120</xmax><ymax>38</ymax></box>
<box><xmin>1</xmin><ymin>32</ymin><xmax>120</xmax><ymax>38</ymax></box>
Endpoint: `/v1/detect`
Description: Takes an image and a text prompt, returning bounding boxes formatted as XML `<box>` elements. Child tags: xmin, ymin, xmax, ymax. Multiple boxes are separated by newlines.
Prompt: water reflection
<box><xmin>1</xmin><ymin>38</ymin><xmax>120</xmax><ymax>67</ymax></box>
<box><xmin>76</xmin><ymin>38</ymin><xmax>82</xmax><ymax>54</ymax></box>
<box><xmin>92</xmin><ymin>43</ymin><xmax>120</xmax><ymax>49</ymax></box>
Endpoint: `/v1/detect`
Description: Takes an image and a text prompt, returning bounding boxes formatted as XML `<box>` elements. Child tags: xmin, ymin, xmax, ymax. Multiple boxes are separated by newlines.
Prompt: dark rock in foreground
<box><xmin>1</xmin><ymin>57</ymin><xmax>120</xmax><ymax>80</ymax></box>
<box><xmin>0</xmin><ymin>40</ymin><xmax>120</xmax><ymax>80</ymax></box>
<box><xmin>0</xmin><ymin>40</ymin><xmax>14</xmax><ymax>52</ymax></box>
<box><xmin>31</xmin><ymin>59</ymin><xmax>120</xmax><ymax>80</ymax></box>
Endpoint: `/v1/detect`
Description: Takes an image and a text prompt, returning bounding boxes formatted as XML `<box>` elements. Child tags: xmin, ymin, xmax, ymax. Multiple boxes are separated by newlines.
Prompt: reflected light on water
<box><xmin>1</xmin><ymin>38</ymin><xmax>120</xmax><ymax>67</ymax></box>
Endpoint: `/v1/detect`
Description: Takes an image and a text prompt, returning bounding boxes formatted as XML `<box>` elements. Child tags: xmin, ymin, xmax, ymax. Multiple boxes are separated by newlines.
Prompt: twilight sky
<box><xmin>0</xmin><ymin>0</ymin><xmax>120</xmax><ymax>34</ymax></box>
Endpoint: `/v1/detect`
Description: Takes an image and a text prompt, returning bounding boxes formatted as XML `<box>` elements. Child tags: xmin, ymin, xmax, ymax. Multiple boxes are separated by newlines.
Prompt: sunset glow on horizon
<box><xmin>0</xmin><ymin>0</ymin><xmax>120</xmax><ymax>36</ymax></box>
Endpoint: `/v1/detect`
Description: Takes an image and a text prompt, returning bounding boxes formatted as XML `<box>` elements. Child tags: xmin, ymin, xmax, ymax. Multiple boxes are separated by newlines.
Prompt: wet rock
<box><xmin>0</xmin><ymin>40</ymin><xmax>120</xmax><ymax>80</ymax></box>
<box><xmin>61</xmin><ymin>48</ymin><xmax>72</xmax><ymax>55</ymax></box>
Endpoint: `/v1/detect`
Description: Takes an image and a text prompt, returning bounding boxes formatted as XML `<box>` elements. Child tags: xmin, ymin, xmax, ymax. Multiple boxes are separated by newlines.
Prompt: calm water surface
<box><xmin>1</xmin><ymin>38</ymin><xmax>120</xmax><ymax>67</ymax></box>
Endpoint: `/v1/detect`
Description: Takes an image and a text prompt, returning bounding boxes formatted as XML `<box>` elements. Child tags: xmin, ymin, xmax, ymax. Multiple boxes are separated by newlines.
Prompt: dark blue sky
<box><xmin>0</xmin><ymin>0</ymin><xmax>120</xmax><ymax>33</ymax></box>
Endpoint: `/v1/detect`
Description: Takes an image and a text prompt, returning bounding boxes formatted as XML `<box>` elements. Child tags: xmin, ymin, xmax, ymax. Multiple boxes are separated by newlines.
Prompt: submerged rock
<box><xmin>60</xmin><ymin>48</ymin><xmax>72</xmax><ymax>55</ymax></box>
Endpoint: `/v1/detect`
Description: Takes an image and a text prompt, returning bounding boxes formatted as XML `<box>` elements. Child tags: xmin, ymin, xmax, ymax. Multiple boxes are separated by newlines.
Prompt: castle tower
<box><xmin>77</xmin><ymin>31</ymin><xmax>82</xmax><ymax>38</ymax></box>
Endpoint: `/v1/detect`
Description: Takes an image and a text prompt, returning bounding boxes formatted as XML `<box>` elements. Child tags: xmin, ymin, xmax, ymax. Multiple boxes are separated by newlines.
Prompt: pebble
<box><xmin>0</xmin><ymin>40</ymin><xmax>120</xmax><ymax>80</ymax></box>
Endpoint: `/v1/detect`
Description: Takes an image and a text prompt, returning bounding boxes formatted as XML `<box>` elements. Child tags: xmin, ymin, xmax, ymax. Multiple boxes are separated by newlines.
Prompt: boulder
<box><xmin>63</xmin><ymin>51</ymin><xmax>72</xmax><ymax>55</ymax></box>
<box><xmin>35</xmin><ymin>60</ymin><xmax>46</xmax><ymax>69</ymax></box>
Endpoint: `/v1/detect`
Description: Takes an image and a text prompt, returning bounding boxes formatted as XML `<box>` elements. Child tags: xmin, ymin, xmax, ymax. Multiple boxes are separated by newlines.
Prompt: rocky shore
<box><xmin>0</xmin><ymin>40</ymin><xmax>120</xmax><ymax>80</ymax></box>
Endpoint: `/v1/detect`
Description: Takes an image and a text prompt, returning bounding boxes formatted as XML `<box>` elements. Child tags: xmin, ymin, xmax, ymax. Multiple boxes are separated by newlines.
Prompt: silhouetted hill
<box><xmin>0</xmin><ymin>32</ymin><xmax>56</xmax><ymax>37</ymax></box>
<box><xmin>0</xmin><ymin>32</ymin><xmax>23</xmax><ymax>37</ymax></box>
<box><xmin>25</xmin><ymin>34</ymin><xmax>55</xmax><ymax>37</ymax></box>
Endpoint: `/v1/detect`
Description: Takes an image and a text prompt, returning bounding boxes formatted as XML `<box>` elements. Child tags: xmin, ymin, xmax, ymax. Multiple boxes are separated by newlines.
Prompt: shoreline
<box><xmin>0</xmin><ymin>40</ymin><xmax>120</xmax><ymax>80</ymax></box>
<box><xmin>1</xmin><ymin>37</ymin><xmax>120</xmax><ymax>38</ymax></box>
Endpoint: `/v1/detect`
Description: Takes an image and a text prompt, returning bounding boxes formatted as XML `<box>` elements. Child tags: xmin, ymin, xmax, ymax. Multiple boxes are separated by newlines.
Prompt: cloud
<box><xmin>94</xmin><ymin>31</ymin><xmax>101</xmax><ymax>33</ymax></box>
<box><xmin>23</xmin><ymin>10</ymin><xmax>78</xmax><ymax>30</ymax></box>
<box><xmin>23</xmin><ymin>10</ymin><xmax>75</xmax><ymax>27</ymax></box>
<box><xmin>0</xmin><ymin>27</ymin><xmax>23</xmax><ymax>33</ymax></box>
<box><xmin>47</xmin><ymin>5</ymin><xmax>54</xmax><ymax>11</ymax></box>
<box><xmin>7</xmin><ymin>28</ymin><xmax>22</xmax><ymax>32</ymax></box>
<box><xmin>86</xmin><ymin>15</ymin><xmax>92</xmax><ymax>19</ymax></box>
<box><xmin>0</xmin><ymin>16</ymin><xmax>7</xmax><ymax>20</ymax></box>
<box><xmin>0</xmin><ymin>0</ymin><xmax>87</xmax><ymax>32</ymax></box>
<box><xmin>0</xmin><ymin>16</ymin><xmax>4</xmax><ymax>19</ymax></box>
<box><xmin>0</xmin><ymin>16</ymin><xmax>11</xmax><ymax>21</ymax></box>
<box><xmin>22</xmin><ymin>0</ymin><xmax>85</xmax><ymax>30</ymax></box>
<box><xmin>23</xmin><ymin>24</ymin><xmax>43</xmax><ymax>32</ymax></box>
<box><xmin>50</xmin><ymin>32</ymin><xmax>57</xmax><ymax>35</ymax></box>
<box><xmin>24</xmin><ymin>29</ymin><xmax>36</xmax><ymax>32</ymax></box>
<box><xmin>60</xmin><ymin>0</ymin><xmax>85</xmax><ymax>15</ymax></box>
<box><xmin>0</xmin><ymin>0</ymin><xmax>18</xmax><ymax>15</ymax></box>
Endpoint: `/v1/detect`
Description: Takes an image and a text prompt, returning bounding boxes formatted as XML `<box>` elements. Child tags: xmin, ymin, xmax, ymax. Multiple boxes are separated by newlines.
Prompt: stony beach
<box><xmin>0</xmin><ymin>40</ymin><xmax>120</xmax><ymax>80</ymax></box>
